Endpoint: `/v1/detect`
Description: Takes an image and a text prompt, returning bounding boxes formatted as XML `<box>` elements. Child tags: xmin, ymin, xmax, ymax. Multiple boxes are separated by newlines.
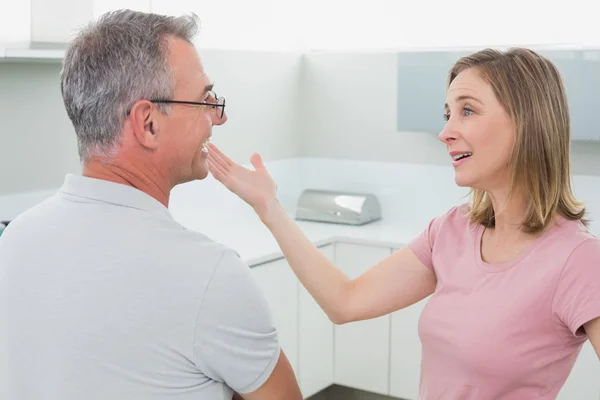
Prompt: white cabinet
<box><xmin>251</xmin><ymin>258</ymin><xmax>299</xmax><ymax>375</ymax></box>
<box><xmin>333</xmin><ymin>242</ymin><xmax>392</xmax><ymax>395</ymax></box>
<box><xmin>93</xmin><ymin>0</ymin><xmax>151</xmax><ymax>19</ymax></box>
<box><xmin>298</xmin><ymin>245</ymin><xmax>335</xmax><ymax>398</ymax></box>
<box><xmin>387</xmin><ymin>246</ymin><xmax>429</xmax><ymax>400</ymax></box>
<box><xmin>0</xmin><ymin>1</ymin><xmax>30</xmax><ymax>43</ymax></box>
<box><xmin>150</xmin><ymin>0</ymin><xmax>298</xmax><ymax>51</ymax></box>
<box><xmin>30</xmin><ymin>0</ymin><xmax>92</xmax><ymax>43</ymax></box>
<box><xmin>251</xmin><ymin>246</ymin><xmax>336</xmax><ymax>398</ymax></box>
<box><xmin>557</xmin><ymin>340</ymin><xmax>600</xmax><ymax>400</ymax></box>
<box><xmin>389</xmin><ymin>297</ymin><xmax>429</xmax><ymax>400</ymax></box>
<box><xmin>0</xmin><ymin>0</ymin><xmax>151</xmax><ymax>53</ymax></box>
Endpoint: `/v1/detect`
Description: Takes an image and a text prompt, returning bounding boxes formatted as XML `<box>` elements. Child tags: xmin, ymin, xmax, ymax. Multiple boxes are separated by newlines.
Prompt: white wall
<box><xmin>0</xmin><ymin>63</ymin><xmax>81</xmax><ymax>194</ymax></box>
<box><xmin>299</xmin><ymin>50</ymin><xmax>600</xmax><ymax>176</ymax></box>
<box><xmin>0</xmin><ymin>49</ymin><xmax>302</xmax><ymax>195</ymax></box>
<box><xmin>201</xmin><ymin>50</ymin><xmax>302</xmax><ymax>164</ymax></box>
<box><xmin>2</xmin><ymin>46</ymin><xmax>600</xmax><ymax>197</ymax></box>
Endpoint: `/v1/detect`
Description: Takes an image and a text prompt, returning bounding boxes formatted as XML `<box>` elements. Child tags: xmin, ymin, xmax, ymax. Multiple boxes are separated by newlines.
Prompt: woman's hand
<box><xmin>207</xmin><ymin>143</ymin><xmax>279</xmax><ymax>220</ymax></box>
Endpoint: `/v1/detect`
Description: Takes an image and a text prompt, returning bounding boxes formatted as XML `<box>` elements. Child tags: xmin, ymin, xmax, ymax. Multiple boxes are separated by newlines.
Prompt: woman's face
<box><xmin>439</xmin><ymin>68</ymin><xmax>516</xmax><ymax>192</ymax></box>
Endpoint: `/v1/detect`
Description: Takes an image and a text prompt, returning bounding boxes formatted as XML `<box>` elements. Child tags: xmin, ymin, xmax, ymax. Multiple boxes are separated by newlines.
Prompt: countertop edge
<box><xmin>246</xmin><ymin>235</ymin><xmax>406</xmax><ymax>267</ymax></box>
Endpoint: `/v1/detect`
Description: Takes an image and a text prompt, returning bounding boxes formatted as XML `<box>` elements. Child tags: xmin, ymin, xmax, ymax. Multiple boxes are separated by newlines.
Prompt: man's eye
<box><xmin>205</xmin><ymin>92</ymin><xmax>217</xmax><ymax>103</ymax></box>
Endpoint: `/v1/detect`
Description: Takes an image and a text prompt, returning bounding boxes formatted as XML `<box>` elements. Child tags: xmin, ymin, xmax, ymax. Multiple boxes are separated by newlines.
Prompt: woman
<box><xmin>207</xmin><ymin>48</ymin><xmax>600</xmax><ymax>399</ymax></box>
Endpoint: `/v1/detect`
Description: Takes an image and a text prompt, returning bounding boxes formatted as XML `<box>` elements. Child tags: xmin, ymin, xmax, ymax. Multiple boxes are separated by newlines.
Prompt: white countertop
<box><xmin>3</xmin><ymin>157</ymin><xmax>598</xmax><ymax>268</ymax></box>
<box><xmin>170</xmin><ymin>202</ymin><xmax>416</xmax><ymax>267</ymax></box>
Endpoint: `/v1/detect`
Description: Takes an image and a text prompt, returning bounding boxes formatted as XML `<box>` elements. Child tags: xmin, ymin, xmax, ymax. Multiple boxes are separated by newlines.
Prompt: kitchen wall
<box><xmin>0</xmin><ymin>49</ymin><xmax>303</xmax><ymax>195</ymax></box>
<box><xmin>299</xmin><ymin>50</ymin><xmax>600</xmax><ymax>176</ymax></box>
<box><xmin>2</xmin><ymin>46</ymin><xmax>600</xmax><ymax>197</ymax></box>
<box><xmin>0</xmin><ymin>62</ymin><xmax>83</xmax><ymax>194</ymax></box>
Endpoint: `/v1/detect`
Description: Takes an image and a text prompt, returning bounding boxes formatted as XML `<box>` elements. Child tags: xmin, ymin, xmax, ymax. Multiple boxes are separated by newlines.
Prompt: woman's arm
<box><xmin>584</xmin><ymin>317</ymin><xmax>600</xmax><ymax>360</ymax></box>
<box><xmin>207</xmin><ymin>144</ymin><xmax>436</xmax><ymax>324</ymax></box>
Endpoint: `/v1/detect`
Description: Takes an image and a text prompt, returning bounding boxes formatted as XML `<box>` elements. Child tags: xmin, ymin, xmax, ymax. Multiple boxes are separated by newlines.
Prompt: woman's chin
<box><xmin>454</xmin><ymin>172</ymin><xmax>475</xmax><ymax>188</ymax></box>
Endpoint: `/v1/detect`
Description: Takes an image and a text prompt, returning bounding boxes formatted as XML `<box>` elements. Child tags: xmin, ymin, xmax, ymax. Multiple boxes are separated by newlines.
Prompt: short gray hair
<box><xmin>60</xmin><ymin>9</ymin><xmax>199</xmax><ymax>160</ymax></box>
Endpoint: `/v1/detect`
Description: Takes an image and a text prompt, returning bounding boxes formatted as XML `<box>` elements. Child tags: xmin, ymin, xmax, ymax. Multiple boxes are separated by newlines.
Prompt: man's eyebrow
<box><xmin>444</xmin><ymin>95</ymin><xmax>482</xmax><ymax>110</ymax></box>
<box><xmin>202</xmin><ymin>84</ymin><xmax>214</xmax><ymax>96</ymax></box>
<box><xmin>194</xmin><ymin>84</ymin><xmax>214</xmax><ymax>102</ymax></box>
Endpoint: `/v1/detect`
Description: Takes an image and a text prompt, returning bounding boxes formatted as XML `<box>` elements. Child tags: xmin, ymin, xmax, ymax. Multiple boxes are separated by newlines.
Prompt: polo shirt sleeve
<box><xmin>193</xmin><ymin>249</ymin><xmax>280</xmax><ymax>394</ymax></box>
<box><xmin>553</xmin><ymin>238</ymin><xmax>600</xmax><ymax>338</ymax></box>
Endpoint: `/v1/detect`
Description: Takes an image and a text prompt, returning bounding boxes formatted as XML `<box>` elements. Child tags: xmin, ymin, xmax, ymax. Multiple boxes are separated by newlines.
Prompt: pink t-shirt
<box><xmin>409</xmin><ymin>204</ymin><xmax>600</xmax><ymax>400</ymax></box>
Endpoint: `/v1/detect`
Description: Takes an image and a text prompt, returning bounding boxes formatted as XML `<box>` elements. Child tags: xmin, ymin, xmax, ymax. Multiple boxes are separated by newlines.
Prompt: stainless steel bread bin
<box><xmin>295</xmin><ymin>189</ymin><xmax>381</xmax><ymax>226</ymax></box>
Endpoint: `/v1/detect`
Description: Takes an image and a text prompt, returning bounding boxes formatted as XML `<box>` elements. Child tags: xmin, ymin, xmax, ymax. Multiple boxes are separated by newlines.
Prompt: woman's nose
<box><xmin>438</xmin><ymin>121</ymin><xmax>458</xmax><ymax>143</ymax></box>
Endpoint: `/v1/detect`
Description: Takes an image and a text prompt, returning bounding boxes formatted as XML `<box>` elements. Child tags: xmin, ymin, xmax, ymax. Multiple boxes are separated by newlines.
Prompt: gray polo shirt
<box><xmin>0</xmin><ymin>174</ymin><xmax>280</xmax><ymax>400</ymax></box>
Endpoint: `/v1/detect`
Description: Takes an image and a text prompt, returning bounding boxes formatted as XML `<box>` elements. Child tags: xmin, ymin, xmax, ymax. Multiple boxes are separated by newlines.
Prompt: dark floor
<box><xmin>306</xmin><ymin>385</ymin><xmax>404</xmax><ymax>400</ymax></box>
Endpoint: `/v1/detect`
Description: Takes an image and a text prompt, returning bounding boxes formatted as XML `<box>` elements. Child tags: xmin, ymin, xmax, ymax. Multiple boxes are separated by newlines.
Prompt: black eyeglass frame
<box><xmin>150</xmin><ymin>93</ymin><xmax>226</xmax><ymax>118</ymax></box>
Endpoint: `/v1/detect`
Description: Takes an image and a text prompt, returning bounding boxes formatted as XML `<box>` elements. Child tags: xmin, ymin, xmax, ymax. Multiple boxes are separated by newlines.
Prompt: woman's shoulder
<box><xmin>553</xmin><ymin>217</ymin><xmax>600</xmax><ymax>256</ymax></box>
<box><xmin>423</xmin><ymin>202</ymin><xmax>476</xmax><ymax>237</ymax></box>
<box><xmin>433</xmin><ymin>202</ymin><xmax>473</xmax><ymax>226</ymax></box>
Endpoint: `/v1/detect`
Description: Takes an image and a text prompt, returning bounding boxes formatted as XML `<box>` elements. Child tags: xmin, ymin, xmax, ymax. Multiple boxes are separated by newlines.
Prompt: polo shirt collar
<box><xmin>59</xmin><ymin>173</ymin><xmax>172</xmax><ymax>217</ymax></box>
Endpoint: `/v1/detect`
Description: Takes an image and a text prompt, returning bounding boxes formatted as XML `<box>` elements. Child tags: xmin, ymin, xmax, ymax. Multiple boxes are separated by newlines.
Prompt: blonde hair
<box><xmin>448</xmin><ymin>48</ymin><xmax>587</xmax><ymax>233</ymax></box>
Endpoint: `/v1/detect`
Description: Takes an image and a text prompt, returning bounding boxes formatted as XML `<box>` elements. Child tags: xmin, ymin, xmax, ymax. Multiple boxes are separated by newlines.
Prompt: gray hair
<box><xmin>60</xmin><ymin>9</ymin><xmax>199</xmax><ymax>160</ymax></box>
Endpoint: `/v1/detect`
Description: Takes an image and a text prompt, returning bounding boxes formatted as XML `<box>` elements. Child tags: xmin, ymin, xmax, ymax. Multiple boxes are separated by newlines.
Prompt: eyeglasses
<box><xmin>150</xmin><ymin>91</ymin><xmax>226</xmax><ymax>118</ymax></box>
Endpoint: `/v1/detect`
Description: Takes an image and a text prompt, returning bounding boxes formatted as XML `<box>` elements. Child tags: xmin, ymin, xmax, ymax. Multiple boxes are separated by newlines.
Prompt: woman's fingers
<box><xmin>207</xmin><ymin>151</ymin><xmax>229</xmax><ymax>172</ymax></box>
<box><xmin>208</xmin><ymin>159</ymin><xmax>229</xmax><ymax>185</ymax></box>
<box><xmin>250</xmin><ymin>153</ymin><xmax>265</xmax><ymax>171</ymax></box>
<box><xmin>208</xmin><ymin>155</ymin><xmax>228</xmax><ymax>176</ymax></box>
<box><xmin>207</xmin><ymin>143</ymin><xmax>234</xmax><ymax>167</ymax></box>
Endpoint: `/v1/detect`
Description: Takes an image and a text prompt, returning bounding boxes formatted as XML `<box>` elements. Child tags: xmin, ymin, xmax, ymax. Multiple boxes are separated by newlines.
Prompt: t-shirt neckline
<box><xmin>473</xmin><ymin>221</ymin><xmax>562</xmax><ymax>273</ymax></box>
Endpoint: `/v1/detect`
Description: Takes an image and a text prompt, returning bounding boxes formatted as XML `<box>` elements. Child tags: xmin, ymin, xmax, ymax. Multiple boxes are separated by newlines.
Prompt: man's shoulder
<box><xmin>159</xmin><ymin>225</ymin><xmax>251</xmax><ymax>277</ymax></box>
<box><xmin>168</xmin><ymin>225</ymin><xmax>239</xmax><ymax>257</ymax></box>
<box><xmin>0</xmin><ymin>193</ymin><xmax>61</xmax><ymax>232</ymax></box>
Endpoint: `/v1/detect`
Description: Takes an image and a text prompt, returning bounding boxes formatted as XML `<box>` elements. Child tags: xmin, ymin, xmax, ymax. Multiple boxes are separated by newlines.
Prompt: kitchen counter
<box><xmin>170</xmin><ymin>202</ymin><xmax>417</xmax><ymax>267</ymax></box>
<box><xmin>2</xmin><ymin>157</ymin><xmax>599</xmax><ymax>268</ymax></box>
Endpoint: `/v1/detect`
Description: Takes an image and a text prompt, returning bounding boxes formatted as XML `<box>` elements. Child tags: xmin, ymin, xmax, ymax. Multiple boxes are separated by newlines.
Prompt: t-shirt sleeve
<box><xmin>553</xmin><ymin>238</ymin><xmax>600</xmax><ymax>338</ymax></box>
<box><xmin>408</xmin><ymin>209</ymin><xmax>449</xmax><ymax>271</ymax></box>
<box><xmin>193</xmin><ymin>250</ymin><xmax>280</xmax><ymax>394</ymax></box>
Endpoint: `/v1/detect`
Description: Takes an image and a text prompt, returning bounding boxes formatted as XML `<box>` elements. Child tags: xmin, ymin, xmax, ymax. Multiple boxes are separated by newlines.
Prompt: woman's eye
<box><xmin>443</xmin><ymin>113</ymin><xmax>450</xmax><ymax>121</ymax></box>
<box><xmin>463</xmin><ymin>108</ymin><xmax>473</xmax><ymax>116</ymax></box>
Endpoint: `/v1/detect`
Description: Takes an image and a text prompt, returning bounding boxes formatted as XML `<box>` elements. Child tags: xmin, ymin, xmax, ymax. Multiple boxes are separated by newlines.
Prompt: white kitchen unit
<box><xmin>557</xmin><ymin>340</ymin><xmax>600</xmax><ymax>400</ymax></box>
<box><xmin>251</xmin><ymin>257</ymin><xmax>299</xmax><ymax>376</ymax></box>
<box><xmin>30</xmin><ymin>0</ymin><xmax>91</xmax><ymax>43</ymax></box>
<box><xmin>389</xmin><ymin>296</ymin><xmax>429</xmax><ymax>399</ymax></box>
<box><xmin>0</xmin><ymin>0</ymin><xmax>153</xmax><ymax>62</ymax></box>
<box><xmin>298</xmin><ymin>245</ymin><xmax>335</xmax><ymax>397</ymax></box>
<box><xmin>93</xmin><ymin>0</ymin><xmax>150</xmax><ymax>19</ymax></box>
<box><xmin>333</xmin><ymin>242</ymin><xmax>392</xmax><ymax>395</ymax></box>
<box><xmin>0</xmin><ymin>1</ymin><xmax>30</xmax><ymax>43</ymax></box>
<box><xmin>385</xmin><ymin>246</ymin><xmax>427</xmax><ymax>400</ymax></box>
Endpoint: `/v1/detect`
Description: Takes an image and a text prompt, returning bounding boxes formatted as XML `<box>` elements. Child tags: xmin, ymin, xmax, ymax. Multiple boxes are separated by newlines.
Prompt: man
<box><xmin>0</xmin><ymin>9</ymin><xmax>301</xmax><ymax>400</ymax></box>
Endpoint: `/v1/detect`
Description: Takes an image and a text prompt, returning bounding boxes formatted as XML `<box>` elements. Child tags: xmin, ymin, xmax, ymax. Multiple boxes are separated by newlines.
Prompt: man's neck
<box><xmin>82</xmin><ymin>158</ymin><xmax>171</xmax><ymax>208</ymax></box>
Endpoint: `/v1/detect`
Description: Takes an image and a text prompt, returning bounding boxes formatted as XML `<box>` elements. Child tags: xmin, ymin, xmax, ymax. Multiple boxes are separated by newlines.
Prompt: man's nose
<box><xmin>213</xmin><ymin>111</ymin><xmax>227</xmax><ymax>126</ymax></box>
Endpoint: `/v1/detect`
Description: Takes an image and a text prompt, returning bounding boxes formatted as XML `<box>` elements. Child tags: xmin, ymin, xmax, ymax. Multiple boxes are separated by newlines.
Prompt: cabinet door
<box><xmin>389</xmin><ymin>296</ymin><xmax>429</xmax><ymax>400</ymax></box>
<box><xmin>93</xmin><ymin>0</ymin><xmax>151</xmax><ymax>19</ymax></box>
<box><xmin>298</xmin><ymin>245</ymin><xmax>335</xmax><ymax>398</ymax></box>
<box><xmin>334</xmin><ymin>243</ymin><xmax>392</xmax><ymax>395</ymax></box>
<box><xmin>557</xmin><ymin>340</ymin><xmax>600</xmax><ymax>400</ymax></box>
<box><xmin>31</xmin><ymin>0</ymin><xmax>92</xmax><ymax>43</ymax></box>
<box><xmin>252</xmin><ymin>258</ymin><xmax>299</xmax><ymax>375</ymax></box>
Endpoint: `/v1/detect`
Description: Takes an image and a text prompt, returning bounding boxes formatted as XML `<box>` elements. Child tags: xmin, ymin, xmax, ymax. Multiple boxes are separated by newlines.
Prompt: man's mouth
<box><xmin>452</xmin><ymin>152</ymin><xmax>472</xmax><ymax>161</ymax></box>
<box><xmin>201</xmin><ymin>137</ymin><xmax>211</xmax><ymax>153</ymax></box>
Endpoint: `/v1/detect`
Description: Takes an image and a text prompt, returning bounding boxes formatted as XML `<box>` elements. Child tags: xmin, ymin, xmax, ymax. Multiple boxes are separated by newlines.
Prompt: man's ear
<box><xmin>129</xmin><ymin>100</ymin><xmax>160</xmax><ymax>150</ymax></box>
